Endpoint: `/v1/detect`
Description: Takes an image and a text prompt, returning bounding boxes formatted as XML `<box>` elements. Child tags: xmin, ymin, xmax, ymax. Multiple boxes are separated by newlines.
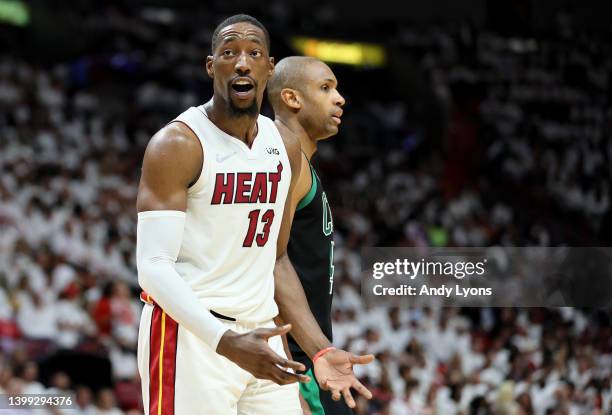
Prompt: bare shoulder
<box><xmin>145</xmin><ymin>122</ymin><xmax>202</xmax><ymax>167</ymax></box>
<box><xmin>143</xmin><ymin>122</ymin><xmax>203</xmax><ymax>182</ymax></box>
<box><xmin>137</xmin><ymin>122</ymin><xmax>203</xmax><ymax>212</ymax></box>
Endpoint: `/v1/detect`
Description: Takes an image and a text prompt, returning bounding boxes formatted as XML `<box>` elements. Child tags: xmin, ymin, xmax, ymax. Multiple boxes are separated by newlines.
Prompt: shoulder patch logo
<box><xmin>266</xmin><ymin>147</ymin><xmax>280</xmax><ymax>155</ymax></box>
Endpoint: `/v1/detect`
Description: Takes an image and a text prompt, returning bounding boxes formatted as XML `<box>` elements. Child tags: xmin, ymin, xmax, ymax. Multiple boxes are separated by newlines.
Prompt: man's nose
<box><xmin>235</xmin><ymin>52</ymin><xmax>251</xmax><ymax>75</ymax></box>
<box><xmin>335</xmin><ymin>91</ymin><xmax>346</xmax><ymax>107</ymax></box>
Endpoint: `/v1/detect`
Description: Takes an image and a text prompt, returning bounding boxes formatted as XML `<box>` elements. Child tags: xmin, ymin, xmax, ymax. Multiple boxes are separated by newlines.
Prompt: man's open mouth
<box><xmin>231</xmin><ymin>80</ymin><xmax>254</xmax><ymax>93</ymax></box>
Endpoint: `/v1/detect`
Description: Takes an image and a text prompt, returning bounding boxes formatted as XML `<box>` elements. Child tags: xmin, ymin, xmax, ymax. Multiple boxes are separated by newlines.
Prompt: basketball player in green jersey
<box><xmin>269</xmin><ymin>57</ymin><xmax>354</xmax><ymax>415</ymax></box>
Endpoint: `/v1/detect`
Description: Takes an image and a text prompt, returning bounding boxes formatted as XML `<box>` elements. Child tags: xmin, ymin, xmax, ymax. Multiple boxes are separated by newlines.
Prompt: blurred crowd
<box><xmin>0</xmin><ymin>4</ymin><xmax>610</xmax><ymax>414</ymax></box>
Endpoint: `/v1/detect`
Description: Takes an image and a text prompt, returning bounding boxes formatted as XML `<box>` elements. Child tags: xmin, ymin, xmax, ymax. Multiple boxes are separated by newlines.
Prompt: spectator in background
<box><xmin>74</xmin><ymin>385</ymin><xmax>96</xmax><ymax>415</ymax></box>
<box><xmin>95</xmin><ymin>388</ymin><xmax>122</xmax><ymax>415</ymax></box>
<box><xmin>91</xmin><ymin>283</ymin><xmax>113</xmax><ymax>340</ymax></box>
<box><xmin>18</xmin><ymin>361</ymin><xmax>45</xmax><ymax>394</ymax></box>
<box><xmin>108</xmin><ymin>282</ymin><xmax>139</xmax><ymax>347</ymax></box>
<box><xmin>55</xmin><ymin>282</ymin><xmax>95</xmax><ymax>349</ymax></box>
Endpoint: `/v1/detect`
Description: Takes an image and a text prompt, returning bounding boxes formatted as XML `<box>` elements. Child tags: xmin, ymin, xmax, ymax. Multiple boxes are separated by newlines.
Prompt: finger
<box><xmin>264</xmin><ymin>347</ymin><xmax>305</xmax><ymax>373</ymax></box>
<box><xmin>319</xmin><ymin>378</ymin><xmax>330</xmax><ymax>391</ymax></box>
<box><xmin>270</xmin><ymin>366</ymin><xmax>310</xmax><ymax>385</ymax></box>
<box><xmin>270</xmin><ymin>362</ymin><xmax>310</xmax><ymax>384</ymax></box>
<box><xmin>260</xmin><ymin>324</ymin><xmax>292</xmax><ymax>339</ymax></box>
<box><xmin>341</xmin><ymin>388</ymin><xmax>356</xmax><ymax>408</ymax></box>
<box><xmin>271</xmin><ymin>354</ymin><xmax>306</xmax><ymax>373</ymax></box>
<box><xmin>349</xmin><ymin>353</ymin><xmax>375</xmax><ymax>365</ymax></box>
<box><xmin>279</xmin><ymin>360</ymin><xmax>306</xmax><ymax>373</ymax></box>
<box><xmin>352</xmin><ymin>379</ymin><xmax>372</xmax><ymax>399</ymax></box>
<box><xmin>330</xmin><ymin>388</ymin><xmax>342</xmax><ymax>402</ymax></box>
<box><xmin>297</xmin><ymin>373</ymin><xmax>311</xmax><ymax>383</ymax></box>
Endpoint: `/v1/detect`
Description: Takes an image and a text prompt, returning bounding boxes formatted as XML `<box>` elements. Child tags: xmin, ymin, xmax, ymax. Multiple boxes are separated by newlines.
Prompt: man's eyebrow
<box><xmin>320</xmin><ymin>78</ymin><xmax>337</xmax><ymax>86</ymax></box>
<box><xmin>243</xmin><ymin>33</ymin><xmax>264</xmax><ymax>45</ymax></box>
<box><xmin>248</xmin><ymin>36</ymin><xmax>263</xmax><ymax>45</ymax></box>
<box><xmin>220</xmin><ymin>34</ymin><xmax>239</xmax><ymax>44</ymax></box>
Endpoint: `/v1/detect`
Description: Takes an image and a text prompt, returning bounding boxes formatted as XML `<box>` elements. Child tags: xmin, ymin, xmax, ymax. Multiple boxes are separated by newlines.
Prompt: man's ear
<box><xmin>280</xmin><ymin>88</ymin><xmax>301</xmax><ymax>110</ymax></box>
<box><xmin>206</xmin><ymin>56</ymin><xmax>214</xmax><ymax>79</ymax></box>
<box><xmin>268</xmin><ymin>57</ymin><xmax>275</xmax><ymax>78</ymax></box>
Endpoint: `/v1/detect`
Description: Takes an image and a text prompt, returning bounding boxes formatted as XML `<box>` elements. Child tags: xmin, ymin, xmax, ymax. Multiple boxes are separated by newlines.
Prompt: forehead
<box><xmin>217</xmin><ymin>22</ymin><xmax>266</xmax><ymax>46</ymax></box>
<box><xmin>303</xmin><ymin>61</ymin><xmax>337</xmax><ymax>84</ymax></box>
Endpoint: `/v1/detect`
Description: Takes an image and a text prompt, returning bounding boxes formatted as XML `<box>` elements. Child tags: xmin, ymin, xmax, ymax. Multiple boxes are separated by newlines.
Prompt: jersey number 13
<box><xmin>243</xmin><ymin>209</ymin><xmax>274</xmax><ymax>247</ymax></box>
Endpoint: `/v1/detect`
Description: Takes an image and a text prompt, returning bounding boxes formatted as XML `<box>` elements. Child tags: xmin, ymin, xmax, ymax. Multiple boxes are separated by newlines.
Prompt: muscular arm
<box><xmin>275</xmin><ymin>126</ymin><xmax>374</xmax><ymax>408</ymax></box>
<box><xmin>275</xmin><ymin>129</ymin><xmax>332</xmax><ymax>358</ymax></box>
<box><xmin>136</xmin><ymin>122</ymin><xmax>229</xmax><ymax>351</ymax></box>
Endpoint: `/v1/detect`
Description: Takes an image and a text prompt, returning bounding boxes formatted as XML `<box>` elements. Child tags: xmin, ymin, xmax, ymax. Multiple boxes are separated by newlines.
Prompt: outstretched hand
<box><xmin>313</xmin><ymin>349</ymin><xmax>374</xmax><ymax>408</ymax></box>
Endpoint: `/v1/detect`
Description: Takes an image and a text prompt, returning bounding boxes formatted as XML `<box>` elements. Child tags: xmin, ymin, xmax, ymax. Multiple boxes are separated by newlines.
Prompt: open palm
<box><xmin>313</xmin><ymin>349</ymin><xmax>374</xmax><ymax>408</ymax></box>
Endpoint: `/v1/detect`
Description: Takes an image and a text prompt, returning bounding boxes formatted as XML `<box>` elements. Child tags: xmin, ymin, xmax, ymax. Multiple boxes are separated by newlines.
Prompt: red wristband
<box><xmin>312</xmin><ymin>347</ymin><xmax>336</xmax><ymax>363</ymax></box>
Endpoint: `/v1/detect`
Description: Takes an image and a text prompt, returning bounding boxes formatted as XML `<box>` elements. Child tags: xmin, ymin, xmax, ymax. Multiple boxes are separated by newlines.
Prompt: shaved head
<box><xmin>267</xmin><ymin>56</ymin><xmax>323</xmax><ymax>110</ymax></box>
<box><xmin>268</xmin><ymin>56</ymin><xmax>344</xmax><ymax>141</ymax></box>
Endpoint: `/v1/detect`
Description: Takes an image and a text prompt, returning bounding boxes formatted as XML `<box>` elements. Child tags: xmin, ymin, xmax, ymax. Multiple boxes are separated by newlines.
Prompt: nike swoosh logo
<box><xmin>216</xmin><ymin>152</ymin><xmax>237</xmax><ymax>163</ymax></box>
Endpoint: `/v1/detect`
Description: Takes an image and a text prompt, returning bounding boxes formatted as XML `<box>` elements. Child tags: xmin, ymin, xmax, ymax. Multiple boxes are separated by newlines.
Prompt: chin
<box><xmin>228</xmin><ymin>98</ymin><xmax>259</xmax><ymax>117</ymax></box>
<box><xmin>318</xmin><ymin>130</ymin><xmax>337</xmax><ymax>141</ymax></box>
<box><xmin>231</xmin><ymin>97</ymin><xmax>255</xmax><ymax>108</ymax></box>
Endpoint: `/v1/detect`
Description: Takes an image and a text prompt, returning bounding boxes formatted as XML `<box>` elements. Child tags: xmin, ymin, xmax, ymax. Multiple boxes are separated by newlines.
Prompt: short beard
<box><xmin>228</xmin><ymin>99</ymin><xmax>259</xmax><ymax>117</ymax></box>
<box><xmin>227</xmin><ymin>84</ymin><xmax>259</xmax><ymax>118</ymax></box>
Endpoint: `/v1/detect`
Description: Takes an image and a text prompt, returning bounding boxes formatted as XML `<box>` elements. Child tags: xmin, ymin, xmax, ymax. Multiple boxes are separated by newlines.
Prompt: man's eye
<box><xmin>251</xmin><ymin>50</ymin><xmax>262</xmax><ymax>57</ymax></box>
<box><xmin>223</xmin><ymin>50</ymin><xmax>233</xmax><ymax>56</ymax></box>
<box><xmin>322</xmin><ymin>84</ymin><xmax>329</xmax><ymax>91</ymax></box>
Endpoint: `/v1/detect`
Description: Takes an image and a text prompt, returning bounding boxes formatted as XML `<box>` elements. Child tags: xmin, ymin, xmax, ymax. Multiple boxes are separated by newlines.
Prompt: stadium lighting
<box><xmin>0</xmin><ymin>0</ymin><xmax>29</xmax><ymax>27</ymax></box>
<box><xmin>291</xmin><ymin>36</ymin><xmax>386</xmax><ymax>68</ymax></box>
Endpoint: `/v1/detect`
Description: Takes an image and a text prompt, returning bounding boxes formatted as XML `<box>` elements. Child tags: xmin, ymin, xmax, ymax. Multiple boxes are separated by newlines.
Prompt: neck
<box><xmin>276</xmin><ymin>114</ymin><xmax>317</xmax><ymax>160</ymax></box>
<box><xmin>204</xmin><ymin>97</ymin><xmax>259</xmax><ymax>146</ymax></box>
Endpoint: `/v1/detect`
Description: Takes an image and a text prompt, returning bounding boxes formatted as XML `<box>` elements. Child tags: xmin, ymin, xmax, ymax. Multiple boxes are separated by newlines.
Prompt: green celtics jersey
<box><xmin>287</xmin><ymin>161</ymin><xmax>334</xmax><ymax>364</ymax></box>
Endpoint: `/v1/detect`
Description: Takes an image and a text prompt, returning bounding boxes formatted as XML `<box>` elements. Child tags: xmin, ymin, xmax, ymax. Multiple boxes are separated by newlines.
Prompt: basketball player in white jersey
<box><xmin>135</xmin><ymin>14</ymin><xmax>372</xmax><ymax>414</ymax></box>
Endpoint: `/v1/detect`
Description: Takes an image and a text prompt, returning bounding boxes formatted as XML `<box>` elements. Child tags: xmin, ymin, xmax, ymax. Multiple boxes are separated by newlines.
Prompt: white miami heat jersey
<box><xmin>172</xmin><ymin>105</ymin><xmax>290</xmax><ymax>322</ymax></box>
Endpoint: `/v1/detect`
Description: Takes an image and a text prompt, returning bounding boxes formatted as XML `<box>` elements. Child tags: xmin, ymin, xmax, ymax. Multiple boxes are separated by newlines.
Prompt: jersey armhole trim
<box><xmin>296</xmin><ymin>166</ymin><xmax>317</xmax><ymax>211</ymax></box>
<box><xmin>167</xmin><ymin>119</ymin><xmax>204</xmax><ymax>191</ymax></box>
